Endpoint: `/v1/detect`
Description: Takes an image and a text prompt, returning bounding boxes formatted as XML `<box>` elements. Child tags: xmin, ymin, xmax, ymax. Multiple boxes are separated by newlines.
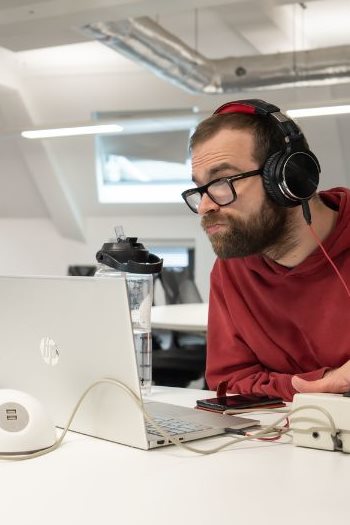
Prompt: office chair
<box><xmin>68</xmin><ymin>265</ymin><xmax>97</xmax><ymax>276</ymax></box>
<box><xmin>152</xmin><ymin>268</ymin><xmax>207</xmax><ymax>388</ymax></box>
<box><xmin>159</xmin><ymin>267</ymin><xmax>202</xmax><ymax>305</ymax></box>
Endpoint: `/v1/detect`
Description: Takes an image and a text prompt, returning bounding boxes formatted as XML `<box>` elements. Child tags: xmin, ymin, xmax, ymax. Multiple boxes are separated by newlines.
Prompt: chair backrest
<box><xmin>159</xmin><ymin>268</ymin><xmax>202</xmax><ymax>305</ymax></box>
<box><xmin>68</xmin><ymin>265</ymin><xmax>97</xmax><ymax>277</ymax></box>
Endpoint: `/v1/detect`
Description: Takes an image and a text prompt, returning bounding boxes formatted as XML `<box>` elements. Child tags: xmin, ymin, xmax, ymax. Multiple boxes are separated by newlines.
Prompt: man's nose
<box><xmin>197</xmin><ymin>193</ymin><xmax>220</xmax><ymax>215</ymax></box>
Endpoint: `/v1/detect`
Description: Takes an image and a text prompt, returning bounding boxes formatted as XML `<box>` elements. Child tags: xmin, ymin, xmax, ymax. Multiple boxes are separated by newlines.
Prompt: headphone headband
<box><xmin>213</xmin><ymin>99</ymin><xmax>303</xmax><ymax>148</ymax></box>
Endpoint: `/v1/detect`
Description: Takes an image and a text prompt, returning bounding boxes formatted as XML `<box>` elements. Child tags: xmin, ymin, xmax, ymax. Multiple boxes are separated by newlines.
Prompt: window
<box><xmin>149</xmin><ymin>246</ymin><xmax>194</xmax><ymax>273</ymax></box>
<box><xmin>94</xmin><ymin>110</ymin><xmax>200</xmax><ymax>204</ymax></box>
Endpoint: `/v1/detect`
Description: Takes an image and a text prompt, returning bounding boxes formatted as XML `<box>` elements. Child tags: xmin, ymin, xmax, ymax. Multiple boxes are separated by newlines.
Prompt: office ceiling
<box><xmin>0</xmin><ymin>0</ymin><xmax>350</xmax><ymax>240</ymax></box>
<box><xmin>1</xmin><ymin>0</ymin><xmax>350</xmax><ymax>97</ymax></box>
<box><xmin>0</xmin><ymin>0</ymin><xmax>349</xmax><ymax>57</ymax></box>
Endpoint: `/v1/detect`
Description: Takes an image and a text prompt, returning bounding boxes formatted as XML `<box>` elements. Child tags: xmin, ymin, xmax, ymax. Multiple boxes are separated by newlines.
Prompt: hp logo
<box><xmin>40</xmin><ymin>337</ymin><xmax>60</xmax><ymax>366</ymax></box>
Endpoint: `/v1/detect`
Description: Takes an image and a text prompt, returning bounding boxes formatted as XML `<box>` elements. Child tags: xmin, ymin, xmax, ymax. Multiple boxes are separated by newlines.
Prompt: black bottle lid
<box><xmin>96</xmin><ymin>236</ymin><xmax>163</xmax><ymax>274</ymax></box>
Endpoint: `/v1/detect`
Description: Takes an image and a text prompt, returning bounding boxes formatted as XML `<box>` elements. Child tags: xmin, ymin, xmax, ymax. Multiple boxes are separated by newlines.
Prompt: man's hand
<box><xmin>292</xmin><ymin>360</ymin><xmax>350</xmax><ymax>394</ymax></box>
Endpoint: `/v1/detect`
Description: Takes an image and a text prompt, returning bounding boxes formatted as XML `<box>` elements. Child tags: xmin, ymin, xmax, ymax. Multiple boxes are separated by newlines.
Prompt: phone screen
<box><xmin>196</xmin><ymin>394</ymin><xmax>284</xmax><ymax>411</ymax></box>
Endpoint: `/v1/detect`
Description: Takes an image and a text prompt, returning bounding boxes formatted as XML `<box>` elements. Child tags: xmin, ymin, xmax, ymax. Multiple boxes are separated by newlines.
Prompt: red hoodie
<box><xmin>206</xmin><ymin>187</ymin><xmax>350</xmax><ymax>401</ymax></box>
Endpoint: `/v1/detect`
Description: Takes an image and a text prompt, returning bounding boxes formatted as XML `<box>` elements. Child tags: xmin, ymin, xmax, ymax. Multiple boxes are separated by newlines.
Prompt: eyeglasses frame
<box><xmin>181</xmin><ymin>169</ymin><xmax>262</xmax><ymax>213</ymax></box>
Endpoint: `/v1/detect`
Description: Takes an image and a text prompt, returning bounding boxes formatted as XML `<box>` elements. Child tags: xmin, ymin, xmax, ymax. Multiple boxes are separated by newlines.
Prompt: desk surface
<box><xmin>151</xmin><ymin>303</ymin><xmax>208</xmax><ymax>332</ymax></box>
<box><xmin>1</xmin><ymin>386</ymin><xmax>349</xmax><ymax>525</ymax></box>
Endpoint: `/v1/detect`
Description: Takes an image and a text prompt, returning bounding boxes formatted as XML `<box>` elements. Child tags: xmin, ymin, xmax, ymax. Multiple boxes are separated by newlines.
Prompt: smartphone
<box><xmin>196</xmin><ymin>394</ymin><xmax>284</xmax><ymax>411</ymax></box>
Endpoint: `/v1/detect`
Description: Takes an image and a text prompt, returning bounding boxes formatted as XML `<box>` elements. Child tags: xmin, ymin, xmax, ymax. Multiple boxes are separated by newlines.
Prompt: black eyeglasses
<box><xmin>181</xmin><ymin>169</ymin><xmax>261</xmax><ymax>214</ymax></box>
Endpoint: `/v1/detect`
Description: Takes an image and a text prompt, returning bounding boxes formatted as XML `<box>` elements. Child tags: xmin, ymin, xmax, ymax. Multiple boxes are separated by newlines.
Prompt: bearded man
<box><xmin>182</xmin><ymin>99</ymin><xmax>350</xmax><ymax>401</ymax></box>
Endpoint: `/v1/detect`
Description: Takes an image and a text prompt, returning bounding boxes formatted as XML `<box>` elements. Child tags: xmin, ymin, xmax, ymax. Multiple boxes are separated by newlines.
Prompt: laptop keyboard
<box><xmin>146</xmin><ymin>415</ymin><xmax>211</xmax><ymax>436</ymax></box>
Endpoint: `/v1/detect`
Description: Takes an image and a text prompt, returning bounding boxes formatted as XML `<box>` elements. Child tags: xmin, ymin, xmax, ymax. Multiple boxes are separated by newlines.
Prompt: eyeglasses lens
<box><xmin>186</xmin><ymin>179</ymin><xmax>235</xmax><ymax>212</ymax></box>
<box><xmin>185</xmin><ymin>192</ymin><xmax>200</xmax><ymax>212</ymax></box>
<box><xmin>208</xmin><ymin>179</ymin><xmax>235</xmax><ymax>204</ymax></box>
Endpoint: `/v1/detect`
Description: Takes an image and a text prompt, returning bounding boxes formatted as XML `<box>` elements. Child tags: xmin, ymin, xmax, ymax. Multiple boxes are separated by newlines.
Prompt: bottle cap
<box><xmin>96</xmin><ymin>234</ymin><xmax>163</xmax><ymax>275</ymax></box>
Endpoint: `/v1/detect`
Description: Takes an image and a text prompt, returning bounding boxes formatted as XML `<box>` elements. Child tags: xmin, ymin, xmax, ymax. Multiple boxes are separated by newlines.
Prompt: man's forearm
<box><xmin>207</xmin><ymin>365</ymin><xmax>330</xmax><ymax>401</ymax></box>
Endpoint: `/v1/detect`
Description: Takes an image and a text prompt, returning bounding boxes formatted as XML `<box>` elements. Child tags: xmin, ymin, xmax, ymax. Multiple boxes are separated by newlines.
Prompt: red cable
<box><xmin>308</xmin><ymin>224</ymin><xmax>350</xmax><ymax>299</ymax></box>
<box><xmin>248</xmin><ymin>417</ymin><xmax>290</xmax><ymax>442</ymax></box>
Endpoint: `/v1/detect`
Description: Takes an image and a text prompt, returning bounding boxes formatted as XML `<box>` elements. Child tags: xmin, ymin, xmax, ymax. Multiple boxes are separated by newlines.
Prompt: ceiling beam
<box><xmin>0</xmin><ymin>0</ymin><xmax>334</xmax><ymax>51</ymax></box>
<box><xmin>0</xmin><ymin>1</ymin><xmax>269</xmax><ymax>43</ymax></box>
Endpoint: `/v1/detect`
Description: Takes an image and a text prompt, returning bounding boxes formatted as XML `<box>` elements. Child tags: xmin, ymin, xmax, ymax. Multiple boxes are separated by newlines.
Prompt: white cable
<box><xmin>0</xmin><ymin>378</ymin><xmax>339</xmax><ymax>460</ymax></box>
<box><xmin>0</xmin><ymin>378</ymin><xmax>143</xmax><ymax>461</ymax></box>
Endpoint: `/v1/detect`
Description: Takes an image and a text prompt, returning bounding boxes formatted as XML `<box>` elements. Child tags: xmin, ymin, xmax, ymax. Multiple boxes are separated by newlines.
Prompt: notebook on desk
<box><xmin>0</xmin><ymin>275</ymin><xmax>258</xmax><ymax>449</ymax></box>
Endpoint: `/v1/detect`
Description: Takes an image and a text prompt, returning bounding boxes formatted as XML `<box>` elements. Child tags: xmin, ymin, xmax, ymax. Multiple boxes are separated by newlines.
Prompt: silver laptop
<box><xmin>0</xmin><ymin>275</ymin><xmax>258</xmax><ymax>449</ymax></box>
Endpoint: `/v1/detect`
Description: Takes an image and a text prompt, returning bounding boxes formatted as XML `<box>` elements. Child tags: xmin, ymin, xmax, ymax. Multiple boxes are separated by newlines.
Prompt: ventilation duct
<box><xmin>81</xmin><ymin>17</ymin><xmax>350</xmax><ymax>94</ymax></box>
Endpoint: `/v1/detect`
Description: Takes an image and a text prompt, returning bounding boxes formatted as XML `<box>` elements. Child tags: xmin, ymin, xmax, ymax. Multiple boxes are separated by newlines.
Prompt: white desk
<box><xmin>151</xmin><ymin>303</ymin><xmax>208</xmax><ymax>332</ymax></box>
<box><xmin>1</xmin><ymin>386</ymin><xmax>349</xmax><ymax>525</ymax></box>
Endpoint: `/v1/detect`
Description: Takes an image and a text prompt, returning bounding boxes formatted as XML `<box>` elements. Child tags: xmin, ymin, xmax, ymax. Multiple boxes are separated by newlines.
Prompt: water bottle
<box><xmin>95</xmin><ymin>226</ymin><xmax>163</xmax><ymax>396</ymax></box>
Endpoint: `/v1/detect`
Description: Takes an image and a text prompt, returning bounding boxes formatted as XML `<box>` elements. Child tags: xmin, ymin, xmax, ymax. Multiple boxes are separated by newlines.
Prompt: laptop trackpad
<box><xmin>144</xmin><ymin>401</ymin><xmax>258</xmax><ymax>429</ymax></box>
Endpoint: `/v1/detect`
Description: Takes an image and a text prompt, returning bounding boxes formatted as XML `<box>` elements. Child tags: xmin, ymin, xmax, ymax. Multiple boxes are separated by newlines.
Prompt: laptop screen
<box><xmin>0</xmin><ymin>275</ymin><xmax>149</xmax><ymax>448</ymax></box>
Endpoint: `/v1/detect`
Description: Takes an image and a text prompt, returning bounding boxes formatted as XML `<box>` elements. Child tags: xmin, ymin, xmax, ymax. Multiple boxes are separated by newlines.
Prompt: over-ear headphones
<box><xmin>213</xmin><ymin>99</ymin><xmax>320</xmax><ymax>209</ymax></box>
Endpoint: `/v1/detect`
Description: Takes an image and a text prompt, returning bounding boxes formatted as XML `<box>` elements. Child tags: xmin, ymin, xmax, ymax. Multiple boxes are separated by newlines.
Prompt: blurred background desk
<box><xmin>151</xmin><ymin>303</ymin><xmax>209</xmax><ymax>388</ymax></box>
<box><xmin>151</xmin><ymin>303</ymin><xmax>208</xmax><ymax>333</ymax></box>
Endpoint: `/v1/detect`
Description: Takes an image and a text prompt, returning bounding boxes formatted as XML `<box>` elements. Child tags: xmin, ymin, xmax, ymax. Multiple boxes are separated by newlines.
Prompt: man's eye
<box><xmin>213</xmin><ymin>178</ymin><xmax>229</xmax><ymax>185</ymax></box>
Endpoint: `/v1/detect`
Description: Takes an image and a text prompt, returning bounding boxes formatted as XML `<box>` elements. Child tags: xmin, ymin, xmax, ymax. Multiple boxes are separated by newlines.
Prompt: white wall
<box><xmin>0</xmin><ymin>216</ymin><xmax>216</xmax><ymax>301</ymax></box>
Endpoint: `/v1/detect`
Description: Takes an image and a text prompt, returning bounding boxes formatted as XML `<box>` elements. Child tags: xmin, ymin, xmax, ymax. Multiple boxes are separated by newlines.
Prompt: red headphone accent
<box><xmin>214</xmin><ymin>102</ymin><xmax>257</xmax><ymax>115</ymax></box>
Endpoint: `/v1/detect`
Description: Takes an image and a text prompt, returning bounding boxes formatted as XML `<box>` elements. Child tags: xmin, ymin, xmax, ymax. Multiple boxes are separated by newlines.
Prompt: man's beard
<box><xmin>201</xmin><ymin>196</ymin><xmax>298</xmax><ymax>260</ymax></box>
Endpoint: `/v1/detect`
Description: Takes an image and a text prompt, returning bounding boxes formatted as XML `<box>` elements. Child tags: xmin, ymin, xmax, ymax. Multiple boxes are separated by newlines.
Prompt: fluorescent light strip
<box><xmin>21</xmin><ymin>123</ymin><xmax>123</xmax><ymax>139</ymax></box>
<box><xmin>287</xmin><ymin>105</ymin><xmax>350</xmax><ymax>118</ymax></box>
<box><xmin>20</xmin><ymin>104</ymin><xmax>350</xmax><ymax>139</ymax></box>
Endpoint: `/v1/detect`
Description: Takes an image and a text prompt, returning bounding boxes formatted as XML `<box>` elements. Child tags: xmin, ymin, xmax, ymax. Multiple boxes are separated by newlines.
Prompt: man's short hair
<box><xmin>189</xmin><ymin>112</ymin><xmax>309</xmax><ymax>167</ymax></box>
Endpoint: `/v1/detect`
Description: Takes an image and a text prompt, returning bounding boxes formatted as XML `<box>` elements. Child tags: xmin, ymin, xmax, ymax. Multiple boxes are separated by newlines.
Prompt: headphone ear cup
<box><xmin>263</xmin><ymin>150</ymin><xmax>320</xmax><ymax>207</ymax></box>
<box><xmin>282</xmin><ymin>150</ymin><xmax>320</xmax><ymax>201</ymax></box>
<box><xmin>262</xmin><ymin>152</ymin><xmax>295</xmax><ymax>207</ymax></box>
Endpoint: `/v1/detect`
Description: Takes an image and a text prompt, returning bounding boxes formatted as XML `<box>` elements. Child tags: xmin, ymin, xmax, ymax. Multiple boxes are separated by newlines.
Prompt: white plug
<box><xmin>291</xmin><ymin>392</ymin><xmax>350</xmax><ymax>453</ymax></box>
<box><xmin>0</xmin><ymin>389</ymin><xmax>57</xmax><ymax>454</ymax></box>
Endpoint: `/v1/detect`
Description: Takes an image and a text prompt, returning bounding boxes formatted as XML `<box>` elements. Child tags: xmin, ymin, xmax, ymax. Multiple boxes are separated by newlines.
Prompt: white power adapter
<box><xmin>291</xmin><ymin>392</ymin><xmax>350</xmax><ymax>453</ymax></box>
<box><xmin>0</xmin><ymin>389</ymin><xmax>57</xmax><ymax>454</ymax></box>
